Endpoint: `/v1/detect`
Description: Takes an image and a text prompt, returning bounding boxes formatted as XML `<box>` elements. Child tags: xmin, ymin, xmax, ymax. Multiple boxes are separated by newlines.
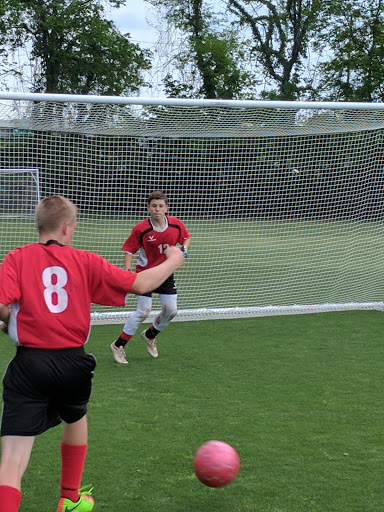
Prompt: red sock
<box><xmin>120</xmin><ymin>332</ymin><xmax>132</xmax><ymax>342</ymax></box>
<box><xmin>0</xmin><ymin>486</ymin><xmax>21</xmax><ymax>512</ymax></box>
<box><xmin>60</xmin><ymin>442</ymin><xmax>88</xmax><ymax>502</ymax></box>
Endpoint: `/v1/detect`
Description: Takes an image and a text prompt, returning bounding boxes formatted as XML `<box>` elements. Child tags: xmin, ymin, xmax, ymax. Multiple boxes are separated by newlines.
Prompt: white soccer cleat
<box><xmin>110</xmin><ymin>341</ymin><xmax>128</xmax><ymax>364</ymax></box>
<box><xmin>141</xmin><ymin>330</ymin><xmax>158</xmax><ymax>358</ymax></box>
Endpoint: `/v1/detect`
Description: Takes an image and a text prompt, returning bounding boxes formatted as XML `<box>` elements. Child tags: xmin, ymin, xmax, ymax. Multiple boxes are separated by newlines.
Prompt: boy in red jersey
<box><xmin>110</xmin><ymin>191</ymin><xmax>190</xmax><ymax>364</ymax></box>
<box><xmin>0</xmin><ymin>195</ymin><xmax>184</xmax><ymax>512</ymax></box>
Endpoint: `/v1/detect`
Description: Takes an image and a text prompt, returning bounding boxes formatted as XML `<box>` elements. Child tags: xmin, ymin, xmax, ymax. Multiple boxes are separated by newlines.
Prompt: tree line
<box><xmin>1</xmin><ymin>0</ymin><xmax>384</xmax><ymax>101</ymax></box>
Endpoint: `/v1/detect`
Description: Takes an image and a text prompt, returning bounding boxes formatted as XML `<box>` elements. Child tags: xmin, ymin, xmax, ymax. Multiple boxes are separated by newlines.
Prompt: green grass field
<box><xmin>1</xmin><ymin>311</ymin><xmax>384</xmax><ymax>511</ymax></box>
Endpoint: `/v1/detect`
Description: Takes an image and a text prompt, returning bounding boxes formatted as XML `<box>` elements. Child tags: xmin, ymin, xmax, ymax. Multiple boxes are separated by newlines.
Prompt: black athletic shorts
<box><xmin>1</xmin><ymin>346</ymin><xmax>96</xmax><ymax>437</ymax></box>
<box><xmin>142</xmin><ymin>273</ymin><xmax>177</xmax><ymax>297</ymax></box>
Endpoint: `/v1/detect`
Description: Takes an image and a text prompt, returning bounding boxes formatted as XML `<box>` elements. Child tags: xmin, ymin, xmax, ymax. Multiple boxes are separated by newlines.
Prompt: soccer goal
<box><xmin>0</xmin><ymin>167</ymin><xmax>40</xmax><ymax>217</ymax></box>
<box><xmin>0</xmin><ymin>91</ymin><xmax>383</xmax><ymax>325</ymax></box>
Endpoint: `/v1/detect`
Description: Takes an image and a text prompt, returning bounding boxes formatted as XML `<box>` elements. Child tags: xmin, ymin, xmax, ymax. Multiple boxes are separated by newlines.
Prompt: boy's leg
<box><xmin>121</xmin><ymin>295</ymin><xmax>153</xmax><ymax>338</ymax></box>
<box><xmin>57</xmin><ymin>351</ymin><xmax>95</xmax><ymax>511</ymax></box>
<box><xmin>59</xmin><ymin>416</ymin><xmax>88</xmax><ymax>503</ymax></box>
<box><xmin>142</xmin><ymin>294</ymin><xmax>178</xmax><ymax>357</ymax></box>
<box><xmin>0</xmin><ymin>435</ymin><xmax>35</xmax><ymax>512</ymax></box>
<box><xmin>146</xmin><ymin>293</ymin><xmax>178</xmax><ymax>335</ymax></box>
<box><xmin>111</xmin><ymin>295</ymin><xmax>152</xmax><ymax>364</ymax></box>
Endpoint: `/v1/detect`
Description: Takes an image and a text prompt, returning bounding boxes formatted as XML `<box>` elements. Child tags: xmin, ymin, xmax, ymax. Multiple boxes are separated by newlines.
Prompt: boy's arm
<box><xmin>129</xmin><ymin>246</ymin><xmax>184</xmax><ymax>295</ymax></box>
<box><xmin>0</xmin><ymin>303</ymin><xmax>10</xmax><ymax>334</ymax></box>
<box><xmin>124</xmin><ymin>253</ymin><xmax>133</xmax><ymax>270</ymax></box>
<box><xmin>180</xmin><ymin>237</ymin><xmax>191</xmax><ymax>258</ymax></box>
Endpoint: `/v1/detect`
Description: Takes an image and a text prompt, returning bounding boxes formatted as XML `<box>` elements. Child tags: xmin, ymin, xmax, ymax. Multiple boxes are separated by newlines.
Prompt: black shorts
<box><xmin>142</xmin><ymin>274</ymin><xmax>177</xmax><ymax>297</ymax></box>
<box><xmin>1</xmin><ymin>346</ymin><xmax>96</xmax><ymax>437</ymax></box>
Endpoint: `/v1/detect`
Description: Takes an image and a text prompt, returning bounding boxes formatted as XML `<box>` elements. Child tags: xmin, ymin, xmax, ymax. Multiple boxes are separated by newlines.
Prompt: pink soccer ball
<box><xmin>194</xmin><ymin>440</ymin><xmax>240</xmax><ymax>487</ymax></box>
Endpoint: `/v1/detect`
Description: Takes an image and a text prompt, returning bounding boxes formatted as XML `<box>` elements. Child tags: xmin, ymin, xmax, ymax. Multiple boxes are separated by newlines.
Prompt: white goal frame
<box><xmin>0</xmin><ymin>91</ymin><xmax>383</xmax><ymax>325</ymax></box>
<box><xmin>0</xmin><ymin>168</ymin><xmax>41</xmax><ymax>218</ymax></box>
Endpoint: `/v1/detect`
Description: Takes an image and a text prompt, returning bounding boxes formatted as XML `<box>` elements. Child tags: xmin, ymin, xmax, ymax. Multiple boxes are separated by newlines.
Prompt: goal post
<box><xmin>0</xmin><ymin>167</ymin><xmax>41</xmax><ymax>260</ymax></box>
<box><xmin>0</xmin><ymin>91</ymin><xmax>383</xmax><ymax>325</ymax></box>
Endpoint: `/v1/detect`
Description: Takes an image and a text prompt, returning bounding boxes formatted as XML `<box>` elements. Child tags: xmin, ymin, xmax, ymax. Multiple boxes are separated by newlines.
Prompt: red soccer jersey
<box><xmin>0</xmin><ymin>241</ymin><xmax>137</xmax><ymax>349</ymax></box>
<box><xmin>122</xmin><ymin>216</ymin><xmax>190</xmax><ymax>272</ymax></box>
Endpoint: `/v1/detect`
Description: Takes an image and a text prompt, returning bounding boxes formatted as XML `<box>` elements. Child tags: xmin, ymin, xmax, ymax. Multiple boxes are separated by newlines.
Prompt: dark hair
<box><xmin>147</xmin><ymin>191</ymin><xmax>168</xmax><ymax>205</ymax></box>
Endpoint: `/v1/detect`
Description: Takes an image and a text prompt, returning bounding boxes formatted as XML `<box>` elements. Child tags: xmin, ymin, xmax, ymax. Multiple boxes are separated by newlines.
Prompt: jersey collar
<box><xmin>39</xmin><ymin>240</ymin><xmax>65</xmax><ymax>247</ymax></box>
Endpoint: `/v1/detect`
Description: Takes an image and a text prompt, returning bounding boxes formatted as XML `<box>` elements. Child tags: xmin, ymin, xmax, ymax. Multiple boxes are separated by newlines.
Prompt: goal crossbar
<box><xmin>2</xmin><ymin>91</ymin><xmax>384</xmax><ymax>111</ymax></box>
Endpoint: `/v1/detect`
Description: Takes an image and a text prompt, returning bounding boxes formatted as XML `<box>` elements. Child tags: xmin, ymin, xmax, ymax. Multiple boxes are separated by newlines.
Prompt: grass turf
<box><xmin>1</xmin><ymin>311</ymin><xmax>384</xmax><ymax>511</ymax></box>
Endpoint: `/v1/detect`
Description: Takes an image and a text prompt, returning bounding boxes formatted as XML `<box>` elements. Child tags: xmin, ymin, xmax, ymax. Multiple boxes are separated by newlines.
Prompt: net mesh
<box><xmin>0</xmin><ymin>96</ymin><xmax>384</xmax><ymax>323</ymax></box>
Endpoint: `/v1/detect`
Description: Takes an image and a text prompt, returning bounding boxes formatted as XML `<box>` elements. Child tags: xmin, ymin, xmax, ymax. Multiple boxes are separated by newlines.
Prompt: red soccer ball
<box><xmin>194</xmin><ymin>440</ymin><xmax>240</xmax><ymax>487</ymax></box>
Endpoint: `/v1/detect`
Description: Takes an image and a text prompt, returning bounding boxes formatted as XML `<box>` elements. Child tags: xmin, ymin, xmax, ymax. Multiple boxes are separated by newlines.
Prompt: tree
<box><xmin>0</xmin><ymin>0</ymin><xmax>22</xmax><ymax>88</ymax></box>
<box><xmin>313</xmin><ymin>0</ymin><xmax>384</xmax><ymax>101</ymax></box>
<box><xmin>149</xmin><ymin>0</ymin><xmax>252</xmax><ymax>99</ymax></box>
<box><xmin>163</xmin><ymin>31</ymin><xmax>252</xmax><ymax>98</ymax></box>
<box><xmin>227</xmin><ymin>0</ymin><xmax>322</xmax><ymax>100</ymax></box>
<box><xmin>1</xmin><ymin>0</ymin><xmax>151</xmax><ymax>95</ymax></box>
<box><xmin>148</xmin><ymin>0</ymin><xmax>323</xmax><ymax>100</ymax></box>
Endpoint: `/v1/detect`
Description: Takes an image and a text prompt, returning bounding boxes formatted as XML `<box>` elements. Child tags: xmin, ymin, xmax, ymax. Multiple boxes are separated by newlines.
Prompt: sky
<box><xmin>109</xmin><ymin>1</ymin><xmax>158</xmax><ymax>51</ymax></box>
<box><xmin>108</xmin><ymin>1</ymin><xmax>166</xmax><ymax>96</ymax></box>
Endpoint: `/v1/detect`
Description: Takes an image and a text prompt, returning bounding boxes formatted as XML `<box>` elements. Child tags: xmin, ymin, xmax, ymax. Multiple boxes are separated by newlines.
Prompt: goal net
<box><xmin>0</xmin><ymin>92</ymin><xmax>383</xmax><ymax>324</ymax></box>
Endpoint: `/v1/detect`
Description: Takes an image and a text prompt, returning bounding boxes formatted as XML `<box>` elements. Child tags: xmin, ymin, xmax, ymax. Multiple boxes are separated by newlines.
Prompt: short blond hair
<box><xmin>35</xmin><ymin>195</ymin><xmax>78</xmax><ymax>234</ymax></box>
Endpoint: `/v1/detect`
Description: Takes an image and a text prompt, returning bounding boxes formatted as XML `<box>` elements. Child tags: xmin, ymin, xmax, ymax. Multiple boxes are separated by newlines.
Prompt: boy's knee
<box><xmin>136</xmin><ymin>307</ymin><xmax>151</xmax><ymax>322</ymax></box>
<box><xmin>160</xmin><ymin>306</ymin><xmax>177</xmax><ymax>323</ymax></box>
<box><xmin>168</xmin><ymin>309</ymin><xmax>177</xmax><ymax>321</ymax></box>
